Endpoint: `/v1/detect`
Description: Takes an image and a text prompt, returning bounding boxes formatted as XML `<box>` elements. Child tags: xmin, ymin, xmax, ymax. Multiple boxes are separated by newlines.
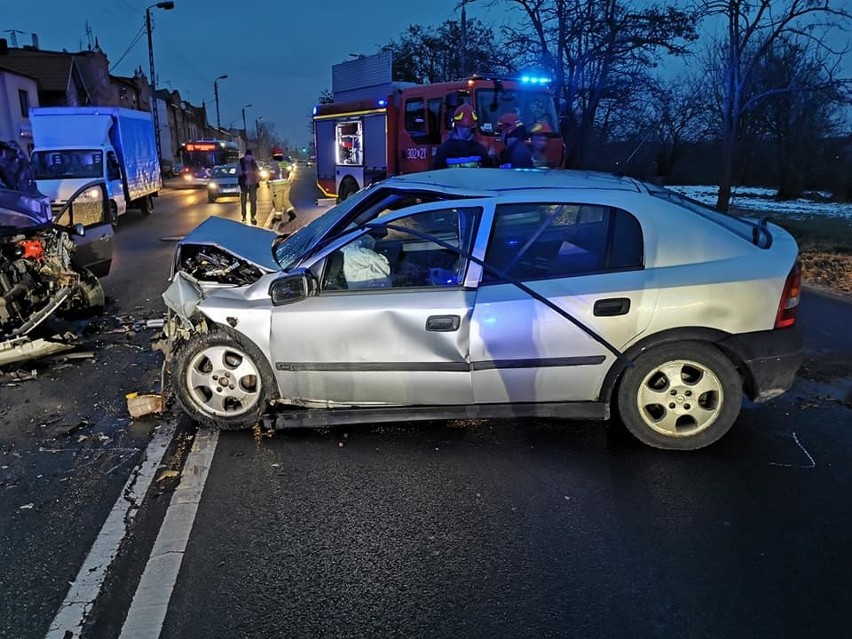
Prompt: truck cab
<box><xmin>30</xmin><ymin>147</ymin><xmax>125</xmax><ymax>223</ymax></box>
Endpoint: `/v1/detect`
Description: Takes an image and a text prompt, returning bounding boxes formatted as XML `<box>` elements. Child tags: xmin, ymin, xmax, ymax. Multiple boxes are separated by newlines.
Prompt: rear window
<box><xmin>652</xmin><ymin>190</ymin><xmax>767</xmax><ymax>245</ymax></box>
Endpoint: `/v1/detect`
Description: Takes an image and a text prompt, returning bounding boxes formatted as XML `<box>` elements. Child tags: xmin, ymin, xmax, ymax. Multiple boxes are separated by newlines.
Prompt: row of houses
<box><xmin>0</xmin><ymin>37</ymin><xmax>246</xmax><ymax>170</ymax></box>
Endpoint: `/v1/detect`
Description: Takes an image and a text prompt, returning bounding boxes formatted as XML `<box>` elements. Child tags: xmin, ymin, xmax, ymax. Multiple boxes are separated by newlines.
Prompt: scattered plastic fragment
<box><xmin>126</xmin><ymin>393</ymin><xmax>163</xmax><ymax>418</ymax></box>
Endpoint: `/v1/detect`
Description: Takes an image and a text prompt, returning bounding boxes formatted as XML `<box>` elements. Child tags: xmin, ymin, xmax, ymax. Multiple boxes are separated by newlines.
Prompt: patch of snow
<box><xmin>667</xmin><ymin>185</ymin><xmax>852</xmax><ymax>221</ymax></box>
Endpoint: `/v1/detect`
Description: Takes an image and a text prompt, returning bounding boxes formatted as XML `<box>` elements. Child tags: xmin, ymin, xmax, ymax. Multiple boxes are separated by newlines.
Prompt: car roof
<box><xmin>384</xmin><ymin>168</ymin><xmax>645</xmax><ymax>196</ymax></box>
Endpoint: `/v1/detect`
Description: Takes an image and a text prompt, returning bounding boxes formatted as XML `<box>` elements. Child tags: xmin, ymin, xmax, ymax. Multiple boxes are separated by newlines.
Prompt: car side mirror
<box><xmin>72</xmin><ymin>223</ymin><xmax>85</xmax><ymax>237</ymax></box>
<box><xmin>269</xmin><ymin>271</ymin><xmax>315</xmax><ymax>306</ymax></box>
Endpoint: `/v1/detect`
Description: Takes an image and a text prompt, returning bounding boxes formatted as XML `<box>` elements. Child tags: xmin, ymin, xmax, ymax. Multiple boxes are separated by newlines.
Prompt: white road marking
<box><xmin>119</xmin><ymin>428</ymin><xmax>219</xmax><ymax>639</ymax></box>
<box><xmin>769</xmin><ymin>432</ymin><xmax>816</xmax><ymax>469</ymax></box>
<box><xmin>45</xmin><ymin>421</ymin><xmax>177</xmax><ymax>639</ymax></box>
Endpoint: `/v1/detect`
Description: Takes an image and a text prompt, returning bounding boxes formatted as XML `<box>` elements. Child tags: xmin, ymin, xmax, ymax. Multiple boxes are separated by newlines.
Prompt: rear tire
<box><xmin>108</xmin><ymin>202</ymin><xmax>118</xmax><ymax>227</ymax></box>
<box><xmin>336</xmin><ymin>177</ymin><xmax>359</xmax><ymax>203</ymax></box>
<box><xmin>139</xmin><ymin>195</ymin><xmax>152</xmax><ymax>216</ymax></box>
<box><xmin>615</xmin><ymin>341</ymin><xmax>742</xmax><ymax>450</ymax></box>
<box><xmin>171</xmin><ymin>328</ymin><xmax>277</xmax><ymax>430</ymax></box>
<box><xmin>207</xmin><ymin>193</ymin><xmax>216</xmax><ymax>203</ymax></box>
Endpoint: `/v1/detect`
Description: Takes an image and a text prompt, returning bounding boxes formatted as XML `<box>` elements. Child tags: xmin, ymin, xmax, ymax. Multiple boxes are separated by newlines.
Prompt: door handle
<box><xmin>426</xmin><ymin>315</ymin><xmax>460</xmax><ymax>332</ymax></box>
<box><xmin>593</xmin><ymin>298</ymin><xmax>630</xmax><ymax>317</ymax></box>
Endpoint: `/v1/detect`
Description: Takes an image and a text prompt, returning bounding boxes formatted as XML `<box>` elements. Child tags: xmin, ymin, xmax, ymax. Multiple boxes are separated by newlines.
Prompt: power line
<box><xmin>109</xmin><ymin>22</ymin><xmax>146</xmax><ymax>72</ymax></box>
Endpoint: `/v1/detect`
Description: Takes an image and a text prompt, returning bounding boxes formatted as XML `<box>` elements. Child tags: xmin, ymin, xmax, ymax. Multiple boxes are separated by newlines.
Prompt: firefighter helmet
<box><xmin>530</xmin><ymin>122</ymin><xmax>553</xmax><ymax>136</ymax></box>
<box><xmin>452</xmin><ymin>104</ymin><xmax>477</xmax><ymax>128</ymax></box>
<box><xmin>497</xmin><ymin>112</ymin><xmax>523</xmax><ymax>134</ymax></box>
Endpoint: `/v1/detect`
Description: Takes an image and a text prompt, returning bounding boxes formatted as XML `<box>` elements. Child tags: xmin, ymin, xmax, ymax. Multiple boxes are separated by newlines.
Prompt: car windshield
<box><xmin>212</xmin><ymin>166</ymin><xmax>237</xmax><ymax>177</ymax></box>
<box><xmin>272</xmin><ymin>186</ymin><xmax>459</xmax><ymax>270</ymax></box>
<box><xmin>475</xmin><ymin>89</ymin><xmax>558</xmax><ymax>136</ymax></box>
<box><xmin>30</xmin><ymin>149</ymin><xmax>104</xmax><ymax>180</ymax></box>
<box><xmin>273</xmin><ymin>185</ymin><xmax>377</xmax><ymax>270</ymax></box>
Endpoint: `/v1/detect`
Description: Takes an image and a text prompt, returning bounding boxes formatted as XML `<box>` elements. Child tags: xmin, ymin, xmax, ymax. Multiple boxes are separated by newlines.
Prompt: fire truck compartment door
<box><xmin>363</xmin><ymin>113</ymin><xmax>387</xmax><ymax>169</ymax></box>
<box><xmin>315</xmin><ymin>119</ymin><xmax>336</xmax><ymax>181</ymax></box>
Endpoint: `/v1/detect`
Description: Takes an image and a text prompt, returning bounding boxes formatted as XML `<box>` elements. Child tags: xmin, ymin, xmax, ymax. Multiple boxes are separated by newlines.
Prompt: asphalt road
<box><xmin>0</xmin><ymin>180</ymin><xmax>277</xmax><ymax>639</ymax></box>
<box><xmin>2</xmin><ymin>170</ymin><xmax>851</xmax><ymax>639</ymax></box>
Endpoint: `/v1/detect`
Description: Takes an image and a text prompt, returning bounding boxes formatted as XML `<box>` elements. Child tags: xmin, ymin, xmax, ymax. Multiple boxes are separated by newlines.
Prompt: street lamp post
<box><xmin>213</xmin><ymin>74</ymin><xmax>228</xmax><ymax>129</ymax></box>
<box><xmin>241</xmin><ymin>103</ymin><xmax>252</xmax><ymax>146</ymax></box>
<box><xmin>145</xmin><ymin>1</ymin><xmax>175</xmax><ymax>162</ymax></box>
<box><xmin>255</xmin><ymin>116</ymin><xmax>264</xmax><ymax>154</ymax></box>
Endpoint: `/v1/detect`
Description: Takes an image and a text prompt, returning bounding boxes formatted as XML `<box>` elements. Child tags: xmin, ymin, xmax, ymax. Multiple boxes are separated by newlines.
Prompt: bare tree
<box><xmin>700</xmin><ymin>0</ymin><xmax>851</xmax><ymax>210</ymax></box>
<box><xmin>494</xmin><ymin>0</ymin><xmax>698</xmax><ymax>168</ymax></box>
<box><xmin>748</xmin><ymin>36</ymin><xmax>848</xmax><ymax>199</ymax></box>
<box><xmin>382</xmin><ymin>19</ymin><xmax>514</xmax><ymax>84</ymax></box>
<box><xmin>621</xmin><ymin>74</ymin><xmax>714</xmax><ymax>183</ymax></box>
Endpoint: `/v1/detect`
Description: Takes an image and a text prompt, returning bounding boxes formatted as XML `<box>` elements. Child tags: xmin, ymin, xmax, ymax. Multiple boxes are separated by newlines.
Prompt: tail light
<box><xmin>775</xmin><ymin>261</ymin><xmax>801</xmax><ymax>329</ymax></box>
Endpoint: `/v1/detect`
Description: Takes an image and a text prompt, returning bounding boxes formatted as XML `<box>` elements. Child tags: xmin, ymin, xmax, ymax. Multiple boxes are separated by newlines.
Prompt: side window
<box><xmin>405</xmin><ymin>98</ymin><xmax>427</xmax><ymax>141</ymax></box>
<box><xmin>483</xmin><ymin>203</ymin><xmax>643</xmax><ymax>283</ymax></box>
<box><xmin>323</xmin><ymin>207</ymin><xmax>481</xmax><ymax>291</ymax></box>
<box><xmin>106</xmin><ymin>152</ymin><xmax>121</xmax><ymax>180</ymax></box>
<box><xmin>426</xmin><ymin>98</ymin><xmax>443</xmax><ymax>145</ymax></box>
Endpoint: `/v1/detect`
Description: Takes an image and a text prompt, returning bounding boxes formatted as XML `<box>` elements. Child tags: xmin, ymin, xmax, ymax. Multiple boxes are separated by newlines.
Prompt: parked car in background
<box><xmin>163</xmin><ymin>168</ymin><xmax>803</xmax><ymax>450</ymax></box>
<box><xmin>206</xmin><ymin>164</ymin><xmax>240</xmax><ymax>203</ymax></box>
<box><xmin>172</xmin><ymin>162</ymin><xmax>184</xmax><ymax>177</ymax></box>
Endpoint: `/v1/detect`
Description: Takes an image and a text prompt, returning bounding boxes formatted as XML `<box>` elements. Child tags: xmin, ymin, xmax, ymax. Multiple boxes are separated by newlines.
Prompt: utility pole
<box><xmin>459</xmin><ymin>0</ymin><xmax>468</xmax><ymax>77</ymax></box>
<box><xmin>214</xmin><ymin>74</ymin><xmax>228</xmax><ymax>129</ymax></box>
<box><xmin>145</xmin><ymin>2</ymin><xmax>175</xmax><ymax>162</ymax></box>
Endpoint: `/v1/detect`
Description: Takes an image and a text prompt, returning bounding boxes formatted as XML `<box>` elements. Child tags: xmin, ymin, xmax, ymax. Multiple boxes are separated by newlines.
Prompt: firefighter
<box><xmin>432</xmin><ymin>104</ymin><xmax>490</xmax><ymax>169</ymax></box>
<box><xmin>529</xmin><ymin>121</ymin><xmax>554</xmax><ymax>168</ymax></box>
<box><xmin>497</xmin><ymin>113</ymin><xmax>534</xmax><ymax>169</ymax></box>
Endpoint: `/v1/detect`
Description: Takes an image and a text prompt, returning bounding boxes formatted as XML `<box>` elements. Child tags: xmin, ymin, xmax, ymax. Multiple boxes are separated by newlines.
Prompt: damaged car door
<box><xmin>269</xmin><ymin>203</ymin><xmax>486</xmax><ymax>407</ymax></box>
<box><xmin>52</xmin><ymin>181</ymin><xmax>114</xmax><ymax>278</ymax></box>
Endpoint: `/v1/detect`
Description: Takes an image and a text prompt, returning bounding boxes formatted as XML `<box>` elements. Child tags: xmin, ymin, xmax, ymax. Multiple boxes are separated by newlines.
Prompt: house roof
<box><xmin>0</xmin><ymin>64</ymin><xmax>38</xmax><ymax>82</ymax></box>
<box><xmin>0</xmin><ymin>49</ymin><xmax>74</xmax><ymax>92</ymax></box>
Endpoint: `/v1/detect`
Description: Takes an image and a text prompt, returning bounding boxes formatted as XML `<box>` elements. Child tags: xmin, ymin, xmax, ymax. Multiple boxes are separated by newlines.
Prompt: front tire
<box><xmin>615</xmin><ymin>341</ymin><xmax>742</xmax><ymax>450</ymax></box>
<box><xmin>171</xmin><ymin>329</ymin><xmax>277</xmax><ymax>430</ymax></box>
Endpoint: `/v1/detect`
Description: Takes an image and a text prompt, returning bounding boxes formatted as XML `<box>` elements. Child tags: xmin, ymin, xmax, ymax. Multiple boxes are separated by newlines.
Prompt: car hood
<box><xmin>177</xmin><ymin>216</ymin><xmax>279</xmax><ymax>272</ymax></box>
<box><xmin>0</xmin><ymin>188</ymin><xmax>53</xmax><ymax>229</ymax></box>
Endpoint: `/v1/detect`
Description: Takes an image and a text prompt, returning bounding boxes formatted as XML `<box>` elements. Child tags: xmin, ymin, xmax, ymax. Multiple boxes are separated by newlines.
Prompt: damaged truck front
<box><xmin>0</xmin><ymin>141</ymin><xmax>114</xmax><ymax>367</ymax></box>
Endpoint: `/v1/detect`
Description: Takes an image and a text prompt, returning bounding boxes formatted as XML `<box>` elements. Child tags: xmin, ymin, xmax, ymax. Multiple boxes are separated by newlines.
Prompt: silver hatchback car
<box><xmin>163</xmin><ymin>169</ymin><xmax>803</xmax><ymax>450</ymax></box>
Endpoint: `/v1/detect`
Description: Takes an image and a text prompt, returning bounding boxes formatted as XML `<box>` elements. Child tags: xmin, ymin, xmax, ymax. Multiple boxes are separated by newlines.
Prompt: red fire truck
<box><xmin>313</xmin><ymin>75</ymin><xmax>563</xmax><ymax>201</ymax></box>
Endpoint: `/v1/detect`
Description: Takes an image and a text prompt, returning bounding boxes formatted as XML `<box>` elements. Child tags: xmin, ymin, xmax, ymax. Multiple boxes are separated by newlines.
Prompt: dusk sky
<box><xmin>4</xmin><ymin>2</ymin><xmax>849</xmax><ymax>148</ymax></box>
<box><xmin>3</xmin><ymin>0</ymin><xmax>495</xmax><ymax>148</ymax></box>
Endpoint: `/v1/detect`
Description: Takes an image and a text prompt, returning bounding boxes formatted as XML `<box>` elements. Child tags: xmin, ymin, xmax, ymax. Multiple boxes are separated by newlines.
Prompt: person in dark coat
<box><xmin>432</xmin><ymin>104</ymin><xmax>490</xmax><ymax>169</ymax></box>
<box><xmin>237</xmin><ymin>149</ymin><xmax>260</xmax><ymax>223</ymax></box>
<box><xmin>497</xmin><ymin>113</ymin><xmax>534</xmax><ymax>169</ymax></box>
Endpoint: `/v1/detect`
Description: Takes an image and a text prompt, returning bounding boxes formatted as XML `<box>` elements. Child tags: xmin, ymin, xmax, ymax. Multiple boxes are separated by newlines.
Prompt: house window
<box><xmin>19</xmin><ymin>90</ymin><xmax>30</xmax><ymax>118</ymax></box>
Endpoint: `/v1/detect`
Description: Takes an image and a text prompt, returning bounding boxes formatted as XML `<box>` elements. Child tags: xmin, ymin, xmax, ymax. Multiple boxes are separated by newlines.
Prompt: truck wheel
<box><xmin>615</xmin><ymin>341</ymin><xmax>742</xmax><ymax>450</ymax></box>
<box><xmin>139</xmin><ymin>196</ymin><xmax>152</xmax><ymax>216</ymax></box>
<box><xmin>109</xmin><ymin>202</ymin><xmax>118</xmax><ymax>227</ymax></box>
<box><xmin>207</xmin><ymin>192</ymin><xmax>216</xmax><ymax>203</ymax></box>
<box><xmin>337</xmin><ymin>177</ymin><xmax>359</xmax><ymax>203</ymax></box>
<box><xmin>171</xmin><ymin>328</ymin><xmax>277</xmax><ymax>430</ymax></box>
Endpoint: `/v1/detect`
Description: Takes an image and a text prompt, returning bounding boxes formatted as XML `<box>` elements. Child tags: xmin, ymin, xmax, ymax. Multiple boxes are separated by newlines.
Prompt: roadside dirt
<box><xmin>799</xmin><ymin>250</ymin><xmax>852</xmax><ymax>296</ymax></box>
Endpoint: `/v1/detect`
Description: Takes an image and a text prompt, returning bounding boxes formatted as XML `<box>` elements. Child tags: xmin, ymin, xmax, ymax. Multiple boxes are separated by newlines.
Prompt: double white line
<box><xmin>46</xmin><ymin>426</ymin><xmax>219</xmax><ymax>639</ymax></box>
